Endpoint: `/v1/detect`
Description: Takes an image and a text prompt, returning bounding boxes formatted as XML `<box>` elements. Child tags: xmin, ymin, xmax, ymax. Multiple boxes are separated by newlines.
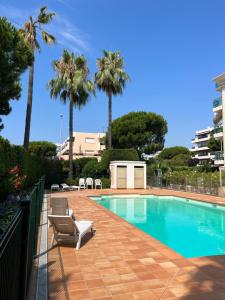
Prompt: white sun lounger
<box><xmin>48</xmin><ymin>215</ymin><xmax>93</xmax><ymax>250</ymax></box>
<box><xmin>61</xmin><ymin>183</ymin><xmax>70</xmax><ymax>191</ymax></box>
<box><xmin>49</xmin><ymin>197</ymin><xmax>74</xmax><ymax>219</ymax></box>
<box><xmin>51</xmin><ymin>184</ymin><xmax>60</xmax><ymax>191</ymax></box>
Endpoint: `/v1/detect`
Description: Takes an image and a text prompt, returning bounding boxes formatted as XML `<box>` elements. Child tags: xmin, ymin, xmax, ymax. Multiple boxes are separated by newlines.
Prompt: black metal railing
<box><xmin>147</xmin><ymin>176</ymin><xmax>219</xmax><ymax>195</ymax></box>
<box><xmin>213</xmin><ymin>126</ymin><xmax>223</xmax><ymax>134</ymax></box>
<box><xmin>0</xmin><ymin>176</ymin><xmax>45</xmax><ymax>300</ymax></box>
<box><xmin>213</xmin><ymin>97</ymin><xmax>222</xmax><ymax>108</ymax></box>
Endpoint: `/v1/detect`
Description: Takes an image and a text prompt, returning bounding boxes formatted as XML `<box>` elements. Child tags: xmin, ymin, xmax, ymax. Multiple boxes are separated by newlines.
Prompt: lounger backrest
<box><xmin>61</xmin><ymin>183</ymin><xmax>69</xmax><ymax>187</ymax></box>
<box><xmin>79</xmin><ymin>178</ymin><xmax>85</xmax><ymax>185</ymax></box>
<box><xmin>95</xmin><ymin>179</ymin><xmax>102</xmax><ymax>185</ymax></box>
<box><xmin>86</xmin><ymin>177</ymin><xmax>93</xmax><ymax>185</ymax></box>
<box><xmin>48</xmin><ymin>215</ymin><xmax>76</xmax><ymax>235</ymax></box>
<box><xmin>50</xmin><ymin>197</ymin><xmax>69</xmax><ymax>215</ymax></box>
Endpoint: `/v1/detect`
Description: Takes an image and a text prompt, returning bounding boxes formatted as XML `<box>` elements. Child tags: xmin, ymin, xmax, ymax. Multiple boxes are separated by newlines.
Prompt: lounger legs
<box><xmin>51</xmin><ymin>235</ymin><xmax>55</xmax><ymax>248</ymax></box>
<box><xmin>76</xmin><ymin>236</ymin><xmax>82</xmax><ymax>250</ymax></box>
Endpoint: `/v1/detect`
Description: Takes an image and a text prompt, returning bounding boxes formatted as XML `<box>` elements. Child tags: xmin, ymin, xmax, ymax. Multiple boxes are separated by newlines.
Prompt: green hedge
<box><xmin>101</xmin><ymin>149</ymin><xmax>139</xmax><ymax>169</ymax></box>
<box><xmin>0</xmin><ymin>137</ymin><xmax>64</xmax><ymax>200</ymax></box>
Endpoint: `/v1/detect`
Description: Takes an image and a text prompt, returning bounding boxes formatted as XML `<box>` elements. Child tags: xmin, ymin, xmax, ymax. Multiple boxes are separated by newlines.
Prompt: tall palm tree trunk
<box><xmin>68</xmin><ymin>95</ymin><xmax>74</xmax><ymax>179</ymax></box>
<box><xmin>23</xmin><ymin>62</ymin><xmax>34</xmax><ymax>150</ymax></box>
<box><xmin>108</xmin><ymin>92</ymin><xmax>112</xmax><ymax>149</ymax></box>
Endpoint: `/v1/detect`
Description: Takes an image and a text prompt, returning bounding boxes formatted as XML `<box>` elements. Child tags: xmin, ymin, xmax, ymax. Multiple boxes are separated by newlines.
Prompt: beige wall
<box><xmin>60</xmin><ymin>132</ymin><xmax>105</xmax><ymax>161</ymax></box>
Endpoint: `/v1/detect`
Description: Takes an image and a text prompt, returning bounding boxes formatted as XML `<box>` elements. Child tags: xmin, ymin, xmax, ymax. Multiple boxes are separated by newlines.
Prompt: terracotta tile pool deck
<box><xmin>48</xmin><ymin>189</ymin><xmax>225</xmax><ymax>300</ymax></box>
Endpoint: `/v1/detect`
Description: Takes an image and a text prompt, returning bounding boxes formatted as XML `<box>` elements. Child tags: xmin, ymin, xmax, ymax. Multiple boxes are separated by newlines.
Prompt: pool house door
<box><xmin>134</xmin><ymin>166</ymin><xmax>144</xmax><ymax>188</ymax></box>
<box><xmin>117</xmin><ymin>166</ymin><xmax>127</xmax><ymax>188</ymax></box>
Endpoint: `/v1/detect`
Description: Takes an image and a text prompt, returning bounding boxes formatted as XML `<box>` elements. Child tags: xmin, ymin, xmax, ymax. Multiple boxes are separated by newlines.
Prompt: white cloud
<box><xmin>0</xmin><ymin>3</ymin><xmax>90</xmax><ymax>53</ymax></box>
<box><xmin>0</xmin><ymin>4</ymin><xmax>29</xmax><ymax>26</ymax></box>
<box><xmin>48</xmin><ymin>14</ymin><xmax>90</xmax><ymax>53</ymax></box>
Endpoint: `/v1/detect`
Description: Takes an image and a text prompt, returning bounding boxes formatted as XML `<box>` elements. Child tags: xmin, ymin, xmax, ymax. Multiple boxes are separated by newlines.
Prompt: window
<box><xmin>85</xmin><ymin>137</ymin><xmax>95</xmax><ymax>143</ymax></box>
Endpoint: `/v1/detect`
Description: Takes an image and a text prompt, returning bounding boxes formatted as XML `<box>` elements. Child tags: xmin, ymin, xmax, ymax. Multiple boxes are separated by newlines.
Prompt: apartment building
<box><xmin>190</xmin><ymin>73</ymin><xmax>225</xmax><ymax>166</ymax></box>
<box><xmin>58</xmin><ymin>132</ymin><xmax>105</xmax><ymax>161</ymax></box>
<box><xmin>190</xmin><ymin>127</ymin><xmax>213</xmax><ymax>164</ymax></box>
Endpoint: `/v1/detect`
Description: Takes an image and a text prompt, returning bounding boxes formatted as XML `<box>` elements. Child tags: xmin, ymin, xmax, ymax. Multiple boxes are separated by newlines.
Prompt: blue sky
<box><xmin>1</xmin><ymin>0</ymin><xmax>225</xmax><ymax>147</ymax></box>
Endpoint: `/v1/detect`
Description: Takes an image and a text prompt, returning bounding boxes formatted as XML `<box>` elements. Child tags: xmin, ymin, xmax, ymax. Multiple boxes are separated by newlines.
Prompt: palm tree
<box><xmin>21</xmin><ymin>6</ymin><xmax>55</xmax><ymax>150</ymax></box>
<box><xmin>48</xmin><ymin>50</ymin><xmax>95</xmax><ymax>179</ymax></box>
<box><xmin>94</xmin><ymin>50</ymin><xmax>130</xmax><ymax>149</ymax></box>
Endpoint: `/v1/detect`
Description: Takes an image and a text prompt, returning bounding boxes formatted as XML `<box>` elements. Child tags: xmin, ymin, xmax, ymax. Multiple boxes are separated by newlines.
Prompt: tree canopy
<box><xmin>48</xmin><ymin>49</ymin><xmax>94</xmax><ymax>179</ymax></box>
<box><xmin>29</xmin><ymin>141</ymin><xmax>57</xmax><ymax>158</ymax></box>
<box><xmin>108</xmin><ymin>111</ymin><xmax>167</xmax><ymax>154</ymax></box>
<box><xmin>158</xmin><ymin>146</ymin><xmax>190</xmax><ymax>160</ymax></box>
<box><xmin>0</xmin><ymin>17</ymin><xmax>33</xmax><ymax>130</ymax></box>
<box><xmin>94</xmin><ymin>50</ymin><xmax>130</xmax><ymax>149</ymax></box>
<box><xmin>208</xmin><ymin>136</ymin><xmax>221</xmax><ymax>152</ymax></box>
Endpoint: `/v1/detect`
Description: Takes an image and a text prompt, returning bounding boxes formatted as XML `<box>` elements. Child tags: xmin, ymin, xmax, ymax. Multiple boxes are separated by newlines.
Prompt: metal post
<box><xmin>59</xmin><ymin>114</ymin><xmax>63</xmax><ymax>159</ymax></box>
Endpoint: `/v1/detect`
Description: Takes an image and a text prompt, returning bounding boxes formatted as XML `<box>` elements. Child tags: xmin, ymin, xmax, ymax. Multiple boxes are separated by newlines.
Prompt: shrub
<box><xmin>44</xmin><ymin>159</ymin><xmax>64</xmax><ymax>187</ymax></box>
<box><xmin>101</xmin><ymin>178</ymin><xmax>110</xmax><ymax>188</ymax></box>
<box><xmin>170</xmin><ymin>154</ymin><xmax>191</xmax><ymax>166</ymax></box>
<box><xmin>187</xmin><ymin>158</ymin><xmax>199</xmax><ymax>167</ymax></box>
<box><xmin>73</xmin><ymin>157</ymin><xmax>97</xmax><ymax>177</ymax></box>
<box><xmin>64</xmin><ymin>178</ymin><xmax>79</xmax><ymax>186</ymax></box>
<box><xmin>0</xmin><ymin>137</ymin><xmax>65</xmax><ymax>199</ymax></box>
<box><xmin>81</xmin><ymin>160</ymin><xmax>105</xmax><ymax>178</ymax></box>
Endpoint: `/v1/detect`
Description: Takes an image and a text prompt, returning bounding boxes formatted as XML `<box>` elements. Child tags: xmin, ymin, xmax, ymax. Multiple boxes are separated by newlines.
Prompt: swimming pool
<box><xmin>91</xmin><ymin>195</ymin><xmax>225</xmax><ymax>258</ymax></box>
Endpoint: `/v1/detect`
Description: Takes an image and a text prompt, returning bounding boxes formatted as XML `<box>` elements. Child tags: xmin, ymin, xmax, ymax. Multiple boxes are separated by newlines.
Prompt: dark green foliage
<box><xmin>44</xmin><ymin>159</ymin><xmax>63</xmax><ymax>187</ymax></box>
<box><xmin>81</xmin><ymin>160</ymin><xmax>105</xmax><ymax>178</ymax></box>
<box><xmin>0</xmin><ymin>136</ymin><xmax>64</xmax><ymax>200</ymax></box>
<box><xmin>0</xmin><ymin>18</ymin><xmax>33</xmax><ymax>129</ymax></box>
<box><xmin>187</xmin><ymin>158</ymin><xmax>199</xmax><ymax>167</ymax></box>
<box><xmin>208</xmin><ymin>136</ymin><xmax>221</xmax><ymax>151</ymax></box>
<box><xmin>197</xmin><ymin>161</ymin><xmax>213</xmax><ymax>173</ymax></box>
<box><xmin>29</xmin><ymin>141</ymin><xmax>57</xmax><ymax>158</ymax></box>
<box><xmin>108</xmin><ymin>112</ymin><xmax>167</xmax><ymax>154</ymax></box>
<box><xmin>101</xmin><ymin>149</ymin><xmax>139</xmax><ymax>169</ymax></box>
<box><xmin>73</xmin><ymin>158</ymin><xmax>97</xmax><ymax>178</ymax></box>
<box><xmin>101</xmin><ymin>178</ymin><xmax>110</xmax><ymax>188</ymax></box>
<box><xmin>64</xmin><ymin>178</ymin><xmax>79</xmax><ymax>186</ymax></box>
<box><xmin>170</xmin><ymin>154</ymin><xmax>191</xmax><ymax>166</ymax></box>
<box><xmin>158</xmin><ymin>146</ymin><xmax>190</xmax><ymax>160</ymax></box>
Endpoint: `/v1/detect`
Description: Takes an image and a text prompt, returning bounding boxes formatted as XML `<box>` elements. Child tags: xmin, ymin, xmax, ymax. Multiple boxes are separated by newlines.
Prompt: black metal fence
<box><xmin>147</xmin><ymin>176</ymin><xmax>219</xmax><ymax>195</ymax></box>
<box><xmin>0</xmin><ymin>177</ymin><xmax>45</xmax><ymax>300</ymax></box>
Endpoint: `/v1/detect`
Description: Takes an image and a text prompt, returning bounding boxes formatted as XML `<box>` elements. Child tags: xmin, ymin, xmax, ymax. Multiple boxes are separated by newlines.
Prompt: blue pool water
<box><xmin>92</xmin><ymin>195</ymin><xmax>225</xmax><ymax>258</ymax></box>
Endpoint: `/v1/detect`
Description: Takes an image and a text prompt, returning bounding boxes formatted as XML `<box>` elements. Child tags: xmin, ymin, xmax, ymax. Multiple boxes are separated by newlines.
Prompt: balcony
<box><xmin>213</xmin><ymin>126</ymin><xmax>223</xmax><ymax>134</ymax></box>
<box><xmin>213</xmin><ymin>97</ymin><xmax>222</xmax><ymax>108</ymax></box>
<box><xmin>214</xmin><ymin>151</ymin><xmax>224</xmax><ymax>161</ymax></box>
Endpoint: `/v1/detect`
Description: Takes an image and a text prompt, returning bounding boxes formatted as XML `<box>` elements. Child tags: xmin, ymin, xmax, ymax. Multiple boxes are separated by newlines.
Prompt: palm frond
<box><xmin>42</xmin><ymin>31</ymin><xmax>55</xmax><ymax>44</ymax></box>
<box><xmin>94</xmin><ymin>50</ymin><xmax>130</xmax><ymax>96</ymax></box>
<box><xmin>48</xmin><ymin>50</ymin><xmax>94</xmax><ymax>108</ymax></box>
<box><xmin>37</xmin><ymin>6</ymin><xmax>55</xmax><ymax>24</ymax></box>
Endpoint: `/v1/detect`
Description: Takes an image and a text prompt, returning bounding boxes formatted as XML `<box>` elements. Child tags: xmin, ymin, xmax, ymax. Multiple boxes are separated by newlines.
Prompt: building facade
<box><xmin>190</xmin><ymin>127</ymin><xmax>214</xmax><ymax>164</ymax></box>
<box><xmin>190</xmin><ymin>74</ymin><xmax>225</xmax><ymax>166</ymax></box>
<box><xmin>58</xmin><ymin>132</ymin><xmax>105</xmax><ymax>161</ymax></box>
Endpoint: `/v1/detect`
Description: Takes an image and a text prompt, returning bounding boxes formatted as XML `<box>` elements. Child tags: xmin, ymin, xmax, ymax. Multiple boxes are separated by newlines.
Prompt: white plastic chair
<box><xmin>95</xmin><ymin>179</ymin><xmax>102</xmax><ymax>189</ymax></box>
<box><xmin>48</xmin><ymin>215</ymin><xmax>93</xmax><ymax>250</ymax></box>
<box><xmin>86</xmin><ymin>177</ymin><xmax>93</xmax><ymax>189</ymax></box>
<box><xmin>49</xmin><ymin>197</ymin><xmax>74</xmax><ymax>219</ymax></box>
<box><xmin>79</xmin><ymin>178</ymin><xmax>86</xmax><ymax>189</ymax></box>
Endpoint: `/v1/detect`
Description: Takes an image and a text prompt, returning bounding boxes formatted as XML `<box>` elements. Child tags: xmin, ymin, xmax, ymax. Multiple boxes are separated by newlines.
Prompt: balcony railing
<box><xmin>213</xmin><ymin>97</ymin><xmax>222</xmax><ymax>108</ymax></box>
<box><xmin>213</xmin><ymin>126</ymin><xmax>223</xmax><ymax>134</ymax></box>
<box><xmin>214</xmin><ymin>151</ymin><xmax>224</xmax><ymax>161</ymax></box>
